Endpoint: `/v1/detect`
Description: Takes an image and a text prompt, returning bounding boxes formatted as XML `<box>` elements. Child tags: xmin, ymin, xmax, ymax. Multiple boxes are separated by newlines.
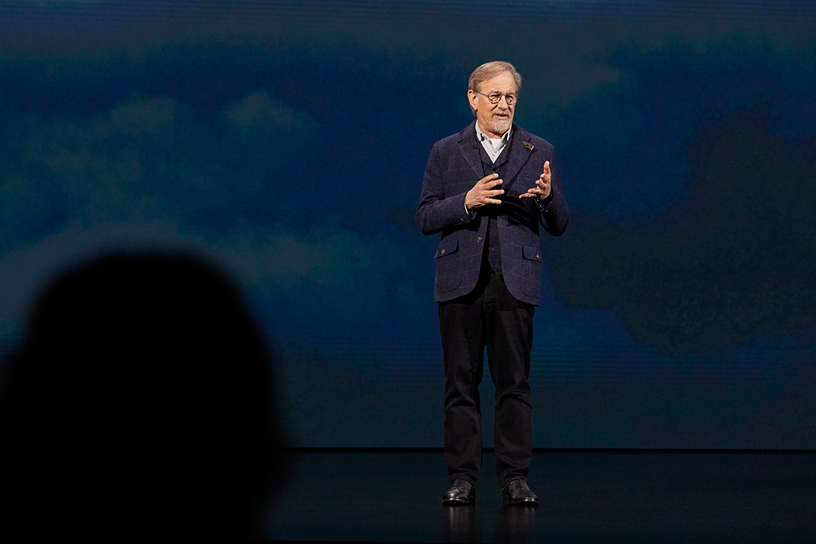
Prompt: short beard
<box><xmin>486</xmin><ymin>115</ymin><xmax>511</xmax><ymax>136</ymax></box>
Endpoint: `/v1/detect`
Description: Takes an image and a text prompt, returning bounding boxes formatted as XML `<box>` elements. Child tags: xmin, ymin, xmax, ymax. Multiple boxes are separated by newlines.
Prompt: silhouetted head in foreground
<box><xmin>0</xmin><ymin>251</ymin><xmax>284</xmax><ymax>538</ymax></box>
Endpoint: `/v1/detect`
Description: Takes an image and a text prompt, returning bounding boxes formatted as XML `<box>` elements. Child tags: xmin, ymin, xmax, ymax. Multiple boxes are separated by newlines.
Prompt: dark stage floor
<box><xmin>261</xmin><ymin>449</ymin><xmax>815</xmax><ymax>542</ymax></box>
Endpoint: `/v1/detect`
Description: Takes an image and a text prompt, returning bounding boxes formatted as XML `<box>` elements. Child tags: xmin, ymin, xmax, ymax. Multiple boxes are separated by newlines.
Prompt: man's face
<box><xmin>467</xmin><ymin>71</ymin><xmax>517</xmax><ymax>139</ymax></box>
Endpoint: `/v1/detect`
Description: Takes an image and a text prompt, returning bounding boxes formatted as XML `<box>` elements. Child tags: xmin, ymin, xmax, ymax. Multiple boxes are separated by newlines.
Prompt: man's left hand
<box><xmin>520</xmin><ymin>161</ymin><xmax>552</xmax><ymax>201</ymax></box>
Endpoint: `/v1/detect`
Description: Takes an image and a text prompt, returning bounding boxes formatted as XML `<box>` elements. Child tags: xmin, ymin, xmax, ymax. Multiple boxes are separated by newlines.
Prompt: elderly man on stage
<box><xmin>416</xmin><ymin>61</ymin><xmax>569</xmax><ymax>506</ymax></box>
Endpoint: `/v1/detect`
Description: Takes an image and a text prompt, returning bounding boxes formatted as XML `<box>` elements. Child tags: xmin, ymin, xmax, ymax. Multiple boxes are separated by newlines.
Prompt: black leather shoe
<box><xmin>502</xmin><ymin>478</ymin><xmax>538</xmax><ymax>506</ymax></box>
<box><xmin>442</xmin><ymin>479</ymin><xmax>475</xmax><ymax>505</ymax></box>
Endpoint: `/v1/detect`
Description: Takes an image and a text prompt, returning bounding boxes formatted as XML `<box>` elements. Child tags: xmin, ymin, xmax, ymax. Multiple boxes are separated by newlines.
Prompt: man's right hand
<box><xmin>465</xmin><ymin>173</ymin><xmax>504</xmax><ymax>212</ymax></box>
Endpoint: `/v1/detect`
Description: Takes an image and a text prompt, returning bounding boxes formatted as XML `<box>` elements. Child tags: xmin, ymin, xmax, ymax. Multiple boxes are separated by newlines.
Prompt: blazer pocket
<box><xmin>435</xmin><ymin>238</ymin><xmax>459</xmax><ymax>259</ymax></box>
<box><xmin>520</xmin><ymin>244</ymin><xmax>542</xmax><ymax>296</ymax></box>
<box><xmin>435</xmin><ymin>238</ymin><xmax>462</xmax><ymax>293</ymax></box>
<box><xmin>522</xmin><ymin>244</ymin><xmax>542</xmax><ymax>263</ymax></box>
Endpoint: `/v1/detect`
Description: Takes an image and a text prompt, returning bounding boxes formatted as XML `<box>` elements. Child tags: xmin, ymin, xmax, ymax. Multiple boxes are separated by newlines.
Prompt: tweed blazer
<box><xmin>416</xmin><ymin>122</ymin><xmax>569</xmax><ymax>305</ymax></box>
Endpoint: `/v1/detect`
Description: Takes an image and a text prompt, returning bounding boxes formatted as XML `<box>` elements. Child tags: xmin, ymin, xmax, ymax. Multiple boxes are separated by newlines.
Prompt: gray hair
<box><xmin>468</xmin><ymin>61</ymin><xmax>522</xmax><ymax>94</ymax></box>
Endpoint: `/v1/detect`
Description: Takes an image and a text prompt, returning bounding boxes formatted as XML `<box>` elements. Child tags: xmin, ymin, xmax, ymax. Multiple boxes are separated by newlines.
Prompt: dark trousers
<box><xmin>438</xmin><ymin>270</ymin><xmax>534</xmax><ymax>487</ymax></box>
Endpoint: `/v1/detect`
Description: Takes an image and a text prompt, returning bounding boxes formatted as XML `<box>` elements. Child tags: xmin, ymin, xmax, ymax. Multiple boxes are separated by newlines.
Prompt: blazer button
<box><xmin>440</xmin><ymin>249</ymin><xmax>446</xmax><ymax>255</ymax></box>
<box><xmin>477</xmin><ymin>237</ymin><xmax>483</xmax><ymax>243</ymax></box>
<box><xmin>536</xmin><ymin>254</ymin><xmax>541</xmax><ymax>260</ymax></box>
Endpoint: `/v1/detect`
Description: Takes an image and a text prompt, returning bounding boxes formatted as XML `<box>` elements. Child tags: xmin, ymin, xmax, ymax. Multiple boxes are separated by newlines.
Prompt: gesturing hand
<box><xmin>520</xmin><ymin>161</ymin><xmax>551</xmax><ymax>201</ymax></box>
<box><xmin>465</xmin><ymin>173</ymin><xmax>504</xmax><ymax>212</ymax></box>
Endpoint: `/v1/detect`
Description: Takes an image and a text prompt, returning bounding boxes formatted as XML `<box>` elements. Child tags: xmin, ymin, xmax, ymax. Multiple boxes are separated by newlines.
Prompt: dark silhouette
<box><xmin>0</xmin><ymin>251</ymin><xmax>285</xmax><ymax>538</ymax></box>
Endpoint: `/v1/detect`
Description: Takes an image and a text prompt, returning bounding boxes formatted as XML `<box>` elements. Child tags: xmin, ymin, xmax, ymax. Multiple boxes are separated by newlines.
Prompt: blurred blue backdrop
<box><xmin>1</xmin><ymin>0</ymin><xmax>814</xmax><ymax>448</ymax></box>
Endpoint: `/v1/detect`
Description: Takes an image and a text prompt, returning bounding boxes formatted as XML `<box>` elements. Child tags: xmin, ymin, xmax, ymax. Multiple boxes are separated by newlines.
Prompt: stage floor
<box><xmin>261</xmin><ymin>449</ymin><xmax>814</xmax><ymax>542</ymax></box>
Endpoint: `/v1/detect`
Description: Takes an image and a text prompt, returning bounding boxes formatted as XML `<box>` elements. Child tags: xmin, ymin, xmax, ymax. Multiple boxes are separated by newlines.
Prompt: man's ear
<box><xmin>467</xmin><ymin>90</ymin><xmax>479</xmax><ymax>114</ymax></box>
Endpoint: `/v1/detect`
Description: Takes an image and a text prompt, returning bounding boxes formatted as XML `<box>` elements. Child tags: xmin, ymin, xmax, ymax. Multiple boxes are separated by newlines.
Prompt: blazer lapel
<box><xmin>457</xmin><ymin>122</ymin><xmax>485</xmax><ymax>179</ymax></box>
<box><xmin>456</xmin><ymin>123</ymin><xmax>535</xmax><ymax>188</ymax></box>
<box><xmin>501</xmin><ymin>126</ymin><xmax>535</xmax><ymax>192</ymax></box>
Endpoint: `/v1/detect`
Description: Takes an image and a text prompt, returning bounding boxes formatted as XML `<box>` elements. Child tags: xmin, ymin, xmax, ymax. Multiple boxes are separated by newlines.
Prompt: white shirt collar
<box><xmin>475</xmin><ymin>121</ymin><xmax>511</xmax><ymax>145</ymax></box>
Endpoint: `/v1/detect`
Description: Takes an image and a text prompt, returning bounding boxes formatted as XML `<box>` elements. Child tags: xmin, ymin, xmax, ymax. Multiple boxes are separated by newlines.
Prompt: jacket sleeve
<box><xmin>536</xmin><ymin>147</ymin><xmax>569</xmax><ymax>236</ymax></box>
<box><xmin>415</xmin><ymin>142</ymin><xmax>474</xmax><ymax>235</ymax></box>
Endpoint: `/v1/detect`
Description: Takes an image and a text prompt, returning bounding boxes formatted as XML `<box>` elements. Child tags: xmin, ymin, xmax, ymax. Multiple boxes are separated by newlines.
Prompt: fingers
<box><xmin>480</xmin><ymin>173</ymin><xmax>503</xmax><ymax>189</ymax></box>
<box><xmin>480</xmin><ymin>187</ymin><xmax>504</xmax><ymax>205</ymax></box>
<box><xmin>477</xmin><ymin>175</ymin><xmax>504</xmax><ymax>200</ymax></box>
<box><xmin>520</xmin><ymin>173</ymin><xmax>552</xmax><ymax>200</ymax></box>
<box><xmin>536</xmin><ymin>162</ymin><xmax>552</xmax><ymax>200</ymax></box>
<box><xmin>466</xmin><ymin>174</ymin><xmax>505</xmax><ymax>210</ymax></box>
<box><xmin>527</xmin><ymin>179</ymin><xmax>549</xmax><ymax>193</ymax></box>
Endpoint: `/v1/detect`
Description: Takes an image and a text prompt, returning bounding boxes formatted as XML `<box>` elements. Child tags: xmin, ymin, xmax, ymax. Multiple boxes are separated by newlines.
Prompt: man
<box><xmin>416</xmin><ymin>61</ymin><xmax>569</xmax><ymax>506</ymax></box>
<box><xmin>0</xmin><ymin>252</ymin><xmax>285</xmax><ymax>538</ymax></box>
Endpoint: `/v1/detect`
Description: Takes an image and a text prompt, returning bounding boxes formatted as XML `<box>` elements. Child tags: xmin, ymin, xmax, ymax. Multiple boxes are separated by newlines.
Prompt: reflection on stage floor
<box><xmin>262</xmin><ymin>449</ymin><xmax>815</xmax><ymax>543</ymax></box>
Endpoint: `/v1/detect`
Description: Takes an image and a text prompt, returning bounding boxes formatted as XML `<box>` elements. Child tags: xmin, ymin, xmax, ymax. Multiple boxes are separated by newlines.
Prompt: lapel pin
<box><xmin>522</xmin><ymin>141</ymin><xmax>534</xmax><ymax>151</ymax></box>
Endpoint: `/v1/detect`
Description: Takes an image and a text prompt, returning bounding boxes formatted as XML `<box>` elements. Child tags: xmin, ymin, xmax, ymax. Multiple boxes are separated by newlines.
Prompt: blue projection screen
<box><xmin>1</xmin><ymin>0</ymin><xmax>814</xmax><ymax>449</ymax></box>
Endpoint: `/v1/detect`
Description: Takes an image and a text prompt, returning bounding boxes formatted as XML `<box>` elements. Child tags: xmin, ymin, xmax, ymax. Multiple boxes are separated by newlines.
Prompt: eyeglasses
<box><xmin>478</xmin><ymin>92</ymin><xmax>518</xmax><ymax>105</ymax></box>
